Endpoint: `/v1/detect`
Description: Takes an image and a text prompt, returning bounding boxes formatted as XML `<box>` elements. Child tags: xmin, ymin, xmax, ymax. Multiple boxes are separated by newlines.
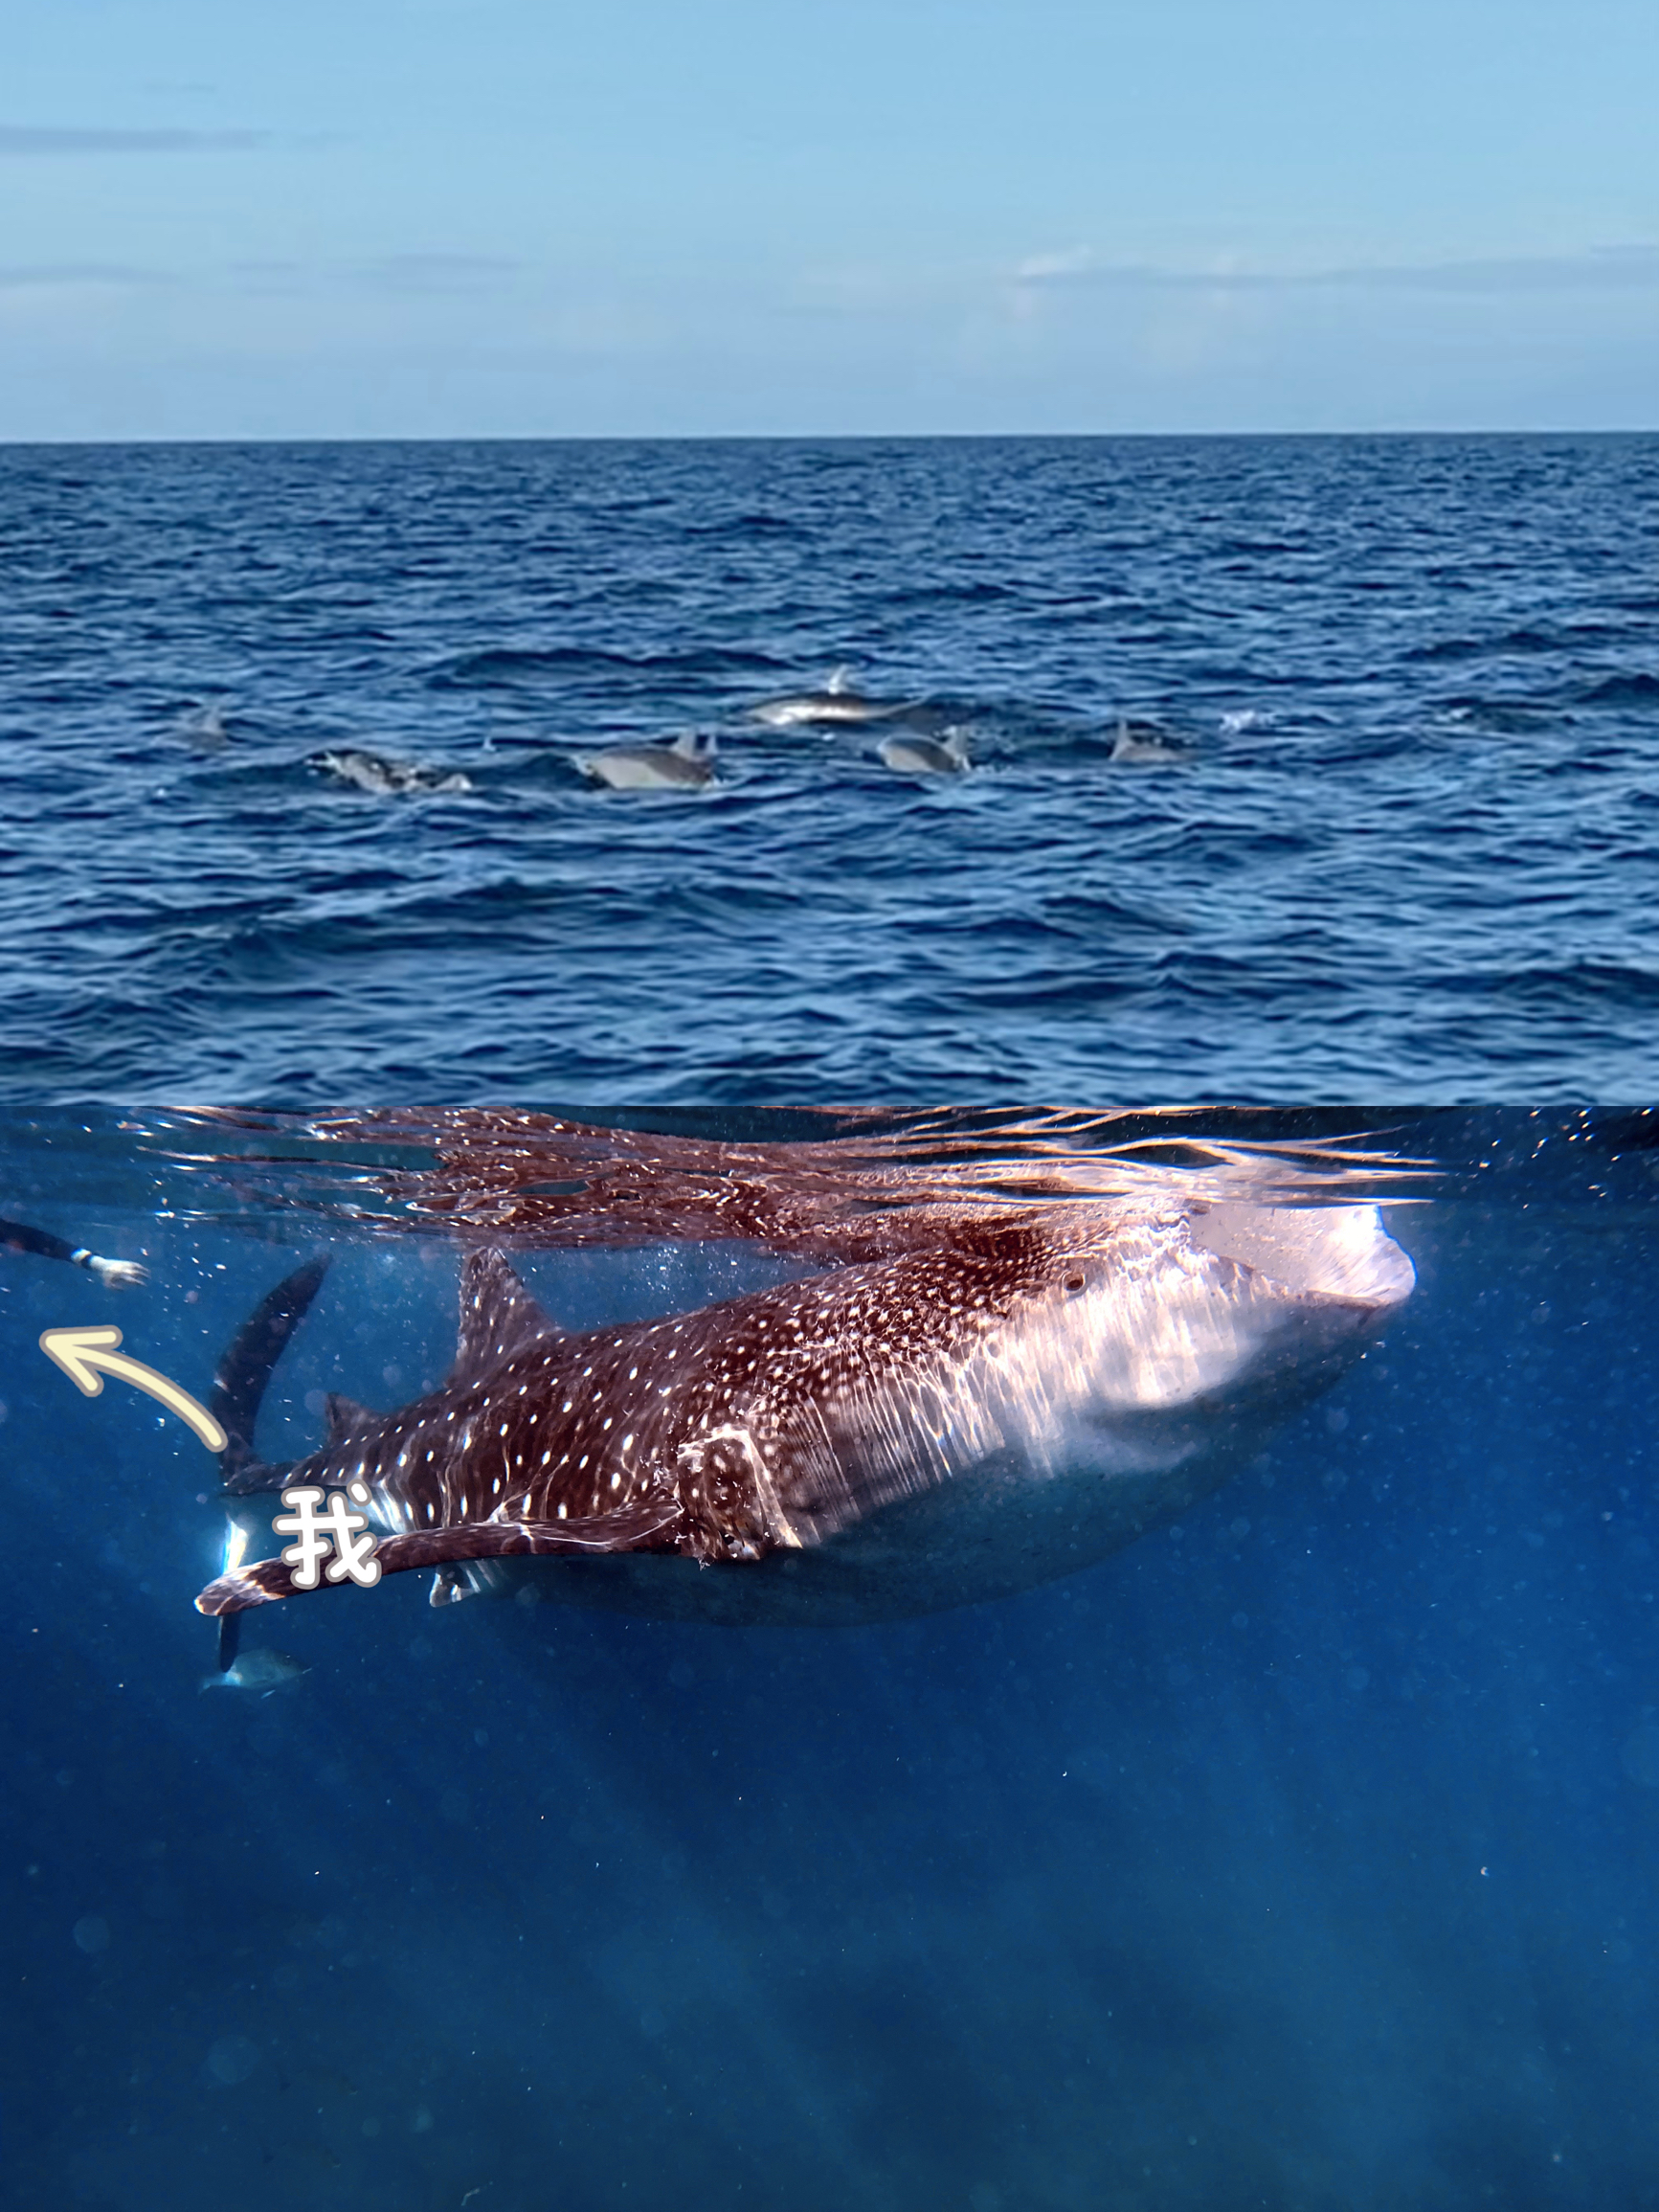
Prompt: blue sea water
<box><xmin>3</xmin><ymin>434</ymin><xmax>1658</xmax><ymax>1102</ymax></box>
<box><xmin>1</xmin><ymin>1108</ymin><xmax>1657</xmax><ymax>2210</ymax></box>
<box><xmin>3</xmin><ymin>432</ymin><xmax>1658</xmax><ymax>2211</ymax></box>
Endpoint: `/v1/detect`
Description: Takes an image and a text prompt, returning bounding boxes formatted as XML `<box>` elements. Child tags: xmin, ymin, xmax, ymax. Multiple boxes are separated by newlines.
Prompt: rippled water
<box><xmin>5</xmin><ymin>435</ymin><xmax>1658</xmax><ymax>1101</ymax></box>
<box><xmin>3</xmin><ymin>1109</ymin><xmax>1658</xmax><ymax>2208</ymax></box>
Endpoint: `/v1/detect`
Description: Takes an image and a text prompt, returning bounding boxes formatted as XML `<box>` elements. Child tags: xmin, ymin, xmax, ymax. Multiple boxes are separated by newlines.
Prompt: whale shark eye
<box><xmin>1065</xmin><ymin>1273</ymin><xmax>1087</xmax><ymax>1295</ymax></box>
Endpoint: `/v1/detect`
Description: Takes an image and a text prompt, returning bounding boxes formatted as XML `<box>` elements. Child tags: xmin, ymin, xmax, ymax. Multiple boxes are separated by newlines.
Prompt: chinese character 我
<box><xmin>273</xmin><ymin>1483</ymin><xmax>382</xmax><ymax>1590</ymax></box>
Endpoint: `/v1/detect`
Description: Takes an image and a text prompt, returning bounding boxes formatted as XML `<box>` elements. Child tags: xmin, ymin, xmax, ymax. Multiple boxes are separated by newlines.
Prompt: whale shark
<box><xmin>196</xmin><ymin>1193</ymin><xmax>1412</xmax><ymax>1633</ymax></box>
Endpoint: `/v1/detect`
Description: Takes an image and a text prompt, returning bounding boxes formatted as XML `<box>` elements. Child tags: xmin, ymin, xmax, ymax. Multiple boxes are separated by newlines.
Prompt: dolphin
<box><xmin>1109</xmin><ymin>720</ymin><xmax>1188</xmax><ymax>766</ymax></box>
<box><xmin>195</xmin><ymin>1196</ymin><xmax>1412</xmax><ymax>1631</ymax></box>
<box><xmin>178</xmin><ymin>700</ymin><xmax>230</xmax><ymax>751</ymax></box>
<box><xmin>308</xmin><ymin>748</ymin><xmax>474</xmax><ymax>796</ymax></box>
<box><xmin>573</xmin><ymin>732</ymin><xmax>717</xmax><ymax>790</ymax></box>
<box><xmin>749</xmin><ymin>669</ymin><xmax>915</xmax><ymax>729</ymax></box>
<box><xmin>877</xmin><ymin>728</ymin><xmax>971</xmax><ymax>777</ymax></box>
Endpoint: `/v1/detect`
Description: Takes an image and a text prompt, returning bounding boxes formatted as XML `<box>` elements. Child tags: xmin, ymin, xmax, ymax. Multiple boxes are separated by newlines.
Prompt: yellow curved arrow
<box><xmin>39</xmin><ymin>1325</ymin><xmax>227</xmax><ymax>1453</ymax></box>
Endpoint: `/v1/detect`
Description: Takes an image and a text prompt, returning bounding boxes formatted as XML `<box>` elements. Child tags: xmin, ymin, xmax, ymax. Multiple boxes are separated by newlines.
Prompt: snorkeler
<box><xmin>0</xmin><ymin>1217</ymin><xmax>147</xmax><ymax>1288</ymax></box>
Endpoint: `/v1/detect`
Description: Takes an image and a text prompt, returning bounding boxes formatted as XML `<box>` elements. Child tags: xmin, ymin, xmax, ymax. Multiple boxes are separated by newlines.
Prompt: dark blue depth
<box><xmin>0</xmin><ymin>1112</ymin><xmax>1656</xmax><ymax>2208</ymax></box>
<box><xmin>3</xmin><ymin>434</ymin><xmax>1658</xmax><ymax>1102</ymax></box>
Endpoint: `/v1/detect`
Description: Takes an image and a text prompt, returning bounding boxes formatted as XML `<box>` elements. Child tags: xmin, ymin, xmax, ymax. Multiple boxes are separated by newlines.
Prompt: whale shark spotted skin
<box><xmin>196</xmin><ymin>1197</ymin><xmax>1412</xmax><ymax>1629</ymax></box>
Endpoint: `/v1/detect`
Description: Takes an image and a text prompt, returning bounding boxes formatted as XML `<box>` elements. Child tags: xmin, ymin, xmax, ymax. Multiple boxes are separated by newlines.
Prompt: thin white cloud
<box><xmin>0</xmin><ymin>263</ymin><xmax>164</xmax><ymax>288</ymax></box>
<box><xmin>0</xmin><ymin>124</ymin><xmax>267</xmax><ymax>155</ymax></box>
<box><xmin>1015</xmin><ymin>244</ymin><xmax>1659</xmax><ymax>295</ymax></box>
<box><xmin>1014</xmin><ymin>247</ymin><xmax>1094</xmax><ymax>282</ymax></box>
<box><xmin>354</xmin><ymin>253</ymin><xmax>522</xmax><ymax>292</ymax></box>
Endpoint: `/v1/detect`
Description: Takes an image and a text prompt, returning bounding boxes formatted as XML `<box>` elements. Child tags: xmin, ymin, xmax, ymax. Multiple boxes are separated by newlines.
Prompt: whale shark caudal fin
<box><xmin>211</xmin><ymin>1257</ymin><xmax>329</xmax><ymax>1496</ymax></box>
<box><xmin>197</xmin><ymin>1246</ymin><xmax>615</xmax><ymax>1620</ymax></box>
<box><xmin>194</xmin><ymin>1502</ymin><xmax>685</xmax><ymax>1617</ymax></box>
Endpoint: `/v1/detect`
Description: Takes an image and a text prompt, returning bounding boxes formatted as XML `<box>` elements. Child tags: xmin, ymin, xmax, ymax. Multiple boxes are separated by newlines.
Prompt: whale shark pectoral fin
<box><xmin>451</xmin><ymin>1249</ymin><xmax>559</xmax><ymax>1385</ymax></box>
<box><xmin>193</xmin><ymin>1503</ymin><xmax>686</xmax><ymax>1617</ymax></box>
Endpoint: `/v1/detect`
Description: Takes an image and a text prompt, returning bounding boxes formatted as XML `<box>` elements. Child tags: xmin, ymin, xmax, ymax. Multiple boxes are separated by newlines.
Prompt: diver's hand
<box><xmin>80</xmin><ymin>1253</ymin><xmax>149</xmax><ymax>1289</ymax></box>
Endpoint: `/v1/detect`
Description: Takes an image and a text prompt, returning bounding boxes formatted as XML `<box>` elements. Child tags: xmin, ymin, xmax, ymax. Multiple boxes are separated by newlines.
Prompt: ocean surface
<box><xmin>2</xmin><ymin>1107</ymin><xmax>1657</xmax><ymax>2212</ymax></box>
<box><xmin>3</xmin><ymin>435</ymin><xmax>1657</xmax><ymax>2211</ymax></box>
<box><xmin>3</xmin><ymin>434</ymin><xmax>1658</xmax><ymax>1104</ymax></box>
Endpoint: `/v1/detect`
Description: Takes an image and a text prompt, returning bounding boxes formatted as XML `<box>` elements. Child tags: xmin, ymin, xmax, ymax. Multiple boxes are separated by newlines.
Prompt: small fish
<box><xmin>573</xmin><ymin>732</ymin><xmax>717</xmax><ymax>790</ymax></box>
<box><xmin>201</xmin><ymin>1649</ymin><xmax>312</xmax><ymax>1695</ymax></box>
<box><xmin>877</xmin><ymin>728</ymin><xmax>971</xmax><ymax>776</ymax></box>
<box><xmin>309</xmin><ymin>749</ymin><xmax>474</xmax><ymax>796</ymax></box>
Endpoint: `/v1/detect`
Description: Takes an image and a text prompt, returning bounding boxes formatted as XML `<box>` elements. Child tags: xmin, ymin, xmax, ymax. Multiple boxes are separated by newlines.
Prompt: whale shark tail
<box><xmin>206</xmin><ymin>1257</ymin><xmax>328</xmax><ymax>1670</ymax></box>
<box><xmin>194</xmin><ymin>1248</ymin><xmax>691</xmax><ymax>1626</ymax></box>
<box><xmin>210</xmin><ymin>1258</ymin><xmax>329</xmax><ymax>1496</ymax></box>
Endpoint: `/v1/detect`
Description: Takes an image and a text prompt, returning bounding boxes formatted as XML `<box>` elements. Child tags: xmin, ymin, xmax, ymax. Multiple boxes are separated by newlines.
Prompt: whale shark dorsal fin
<box><xmin>323</xmin><ymin>1392</ymin><xmax>375</xmax><ymax>1446</ymax></box>
<box><xmin>452</xmin><ymin>1249</ymin><xmax>558</xmax><ymax>1384</ymax></box>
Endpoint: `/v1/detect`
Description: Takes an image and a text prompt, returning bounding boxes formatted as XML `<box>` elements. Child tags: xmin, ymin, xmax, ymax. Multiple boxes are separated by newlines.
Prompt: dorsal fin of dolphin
<box><xmin>450</xmin><ymin>1248</ymin><xmax>560</xmax><ymax>1386</ymax></box>
<box><xmin>671</xmin><ymin>731</ymin><xmax>716</xmax><ymax>761</ymax></box>
<box><xmin>211</xmin><ymin>1257</ymin><xmax>329</xmax><ymax>1495</ymax></box>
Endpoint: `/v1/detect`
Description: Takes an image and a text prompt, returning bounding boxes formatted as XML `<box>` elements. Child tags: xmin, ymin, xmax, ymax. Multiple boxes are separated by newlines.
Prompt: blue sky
<box><xmin>4</xmin><ymin>0</ymin><xmax>1656</xmax><ymax>438</ymax></box>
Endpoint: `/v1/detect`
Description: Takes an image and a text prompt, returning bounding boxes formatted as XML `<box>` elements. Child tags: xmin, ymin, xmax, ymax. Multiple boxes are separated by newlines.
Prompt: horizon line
<box><xmin>3</xmin><ymin>424</ymin><xmax>1657</xmax><ymax>451</ymax></box>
